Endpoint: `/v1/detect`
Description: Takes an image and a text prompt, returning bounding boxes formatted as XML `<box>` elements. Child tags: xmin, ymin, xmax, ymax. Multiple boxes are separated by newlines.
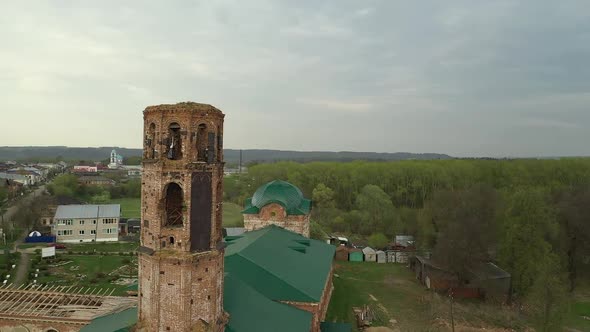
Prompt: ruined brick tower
<box><xmin>138</xmin><ymin>102</ymin><xmax>227</xmax><ymax>331</ymax></box>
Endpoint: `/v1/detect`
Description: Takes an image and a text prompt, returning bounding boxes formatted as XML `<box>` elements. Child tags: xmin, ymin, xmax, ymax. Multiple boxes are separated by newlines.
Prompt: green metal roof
<box><xmin>224</xmin><ymin>273</ymin><xmax>313</xmax><ymax>332</ymax></box>
<box><xmin>80</xmin><ymin>307</ymin><xmax>137</xmax><ymax>332</ymax></box>
<box><xmin>320</xmin><ymin>322</ymin><xmax>353</xmax><ymax>332</ymax></box>
<box><xmin>225</xmin><ymin>225</ymin><xmax>335</xmax><ymax>303</ymax></box>
<box><xmin>242</xmin><ymin>180</ymin><xmax>312</xmax><ymax>215</ymax></box>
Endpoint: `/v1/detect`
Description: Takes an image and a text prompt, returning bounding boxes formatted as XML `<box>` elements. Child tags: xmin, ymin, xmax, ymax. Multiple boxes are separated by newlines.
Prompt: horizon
<box><xmin>2</xmin><ymin>145</ymin><xmax>590</xmax><ymax>160</ymax></box>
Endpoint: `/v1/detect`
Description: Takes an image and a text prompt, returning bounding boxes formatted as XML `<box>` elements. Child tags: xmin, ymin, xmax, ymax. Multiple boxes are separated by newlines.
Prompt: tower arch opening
<box><xmin>166</xmin><ymin>122</ymin><xmax>183</xmax><ymax>160</ymax></box>
<box><xmin>164</xmin><ymin>182</ymin><xmax>184</xmax><ymax>227</ymax></box>
<box><xmin>145</xmin><ymin>123</ymin><xmax>156</xmax><ymax>159</ymax></box>
<box><xmin>197</xmin><ymin>123</ymin><xmax>208</xmax><ymax>162</ymax></box>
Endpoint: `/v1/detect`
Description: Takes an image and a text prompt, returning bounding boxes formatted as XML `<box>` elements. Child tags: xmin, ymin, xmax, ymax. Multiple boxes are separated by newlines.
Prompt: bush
<box><xmin>119</xmin><ymin>252</ymin><xmax>125</xmax><ymax>256</ymax></box>
<box><xmin>34</xmin><ymin>249</ymin><xmax>41</xmax><ymax>255</ymax></box>
<box><xmin>89</xmin><ymin>278</ymin><xmax>98</xmax><ymax>284</ymax></box>
<box><xmin>68</xmin><ymin>251</ymin><xmax>73</xmax><ymax>255</ymax></box>
<box><xmin>122</xmin><ymin>258</ymin><xmax>131</xmax><ymax>264</ymax></box>
<box><xmin>43</xmin><ymin>271</ymin><xmax>50</xmax><ymax>277</ymax></box>
<box><xmin>95</xmin><ymin>272</ymin><xmax>106</xmax><ymax>279</ymax></box>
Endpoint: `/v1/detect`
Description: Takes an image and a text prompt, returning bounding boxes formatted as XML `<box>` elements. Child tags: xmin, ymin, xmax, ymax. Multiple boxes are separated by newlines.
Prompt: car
<box><xmin>46</xmin><ymin>243</ymin><xmax>67</xmax><ymax>249</ymax></box>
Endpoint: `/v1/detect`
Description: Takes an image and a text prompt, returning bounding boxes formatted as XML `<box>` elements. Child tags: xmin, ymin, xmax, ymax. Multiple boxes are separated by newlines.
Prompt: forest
<box><xmin>225</xmin><ymin>158</ymin><xmax>590</xmax><ymax>330</ymax></box>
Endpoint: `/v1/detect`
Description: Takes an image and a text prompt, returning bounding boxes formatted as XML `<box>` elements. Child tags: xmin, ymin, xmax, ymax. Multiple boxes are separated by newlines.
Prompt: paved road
<box><xmin>1</xmin><ymin>185</ymin><xmax>46</xmax><ymax>224</ymax></box>
<box><xmin>12</xmin><ymin>252</ymin><xmax>29</xmax><ymax>287</ymax></box>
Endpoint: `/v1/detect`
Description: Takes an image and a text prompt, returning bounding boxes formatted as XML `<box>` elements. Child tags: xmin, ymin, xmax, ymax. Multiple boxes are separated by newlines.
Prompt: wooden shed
<box><xmin>334</xmin><ymin>246</ymin><xmax>350</xmax><ymax>261</ymax></box>
<box><xmin>349</xmin><ymin>249</ymin><xmax>364</xmax><ymax>262</ymax></box>
<box><xmin>362</xmin><ymin>247</ymin><xmax>376</xmax><ymax>262</ymax></box>
<box><xmin>376</xmin><ymin>250</ymin><xmax>386</xmax><ymax>264</ymax></box>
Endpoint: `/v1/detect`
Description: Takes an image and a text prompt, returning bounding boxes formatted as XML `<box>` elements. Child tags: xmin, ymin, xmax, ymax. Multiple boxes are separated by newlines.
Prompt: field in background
<box><xmin>222</xmin><ymin>202</ymin><xmax>244</xmax><ymax>227</ymax></box>
<box><xmin>109</xmin><ymin>198</ymin><xmax>141</xmax><ymax>218</ymax></box>
<box><xmin>107</xmin><ymin>198</ymin><xmax>244</xmax><ymax>227</ymax></box>
<box><xmin>326</xmin><ymin>261</ymin><xmax>531</xmax><ymax>332</ymax></box>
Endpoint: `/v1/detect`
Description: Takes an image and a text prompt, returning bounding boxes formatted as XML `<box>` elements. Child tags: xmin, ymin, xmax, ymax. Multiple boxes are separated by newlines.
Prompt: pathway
<box><xmin>13</xmin><ymin>252</ymin><xmax>30</xmax><ymax>287</ymax></box>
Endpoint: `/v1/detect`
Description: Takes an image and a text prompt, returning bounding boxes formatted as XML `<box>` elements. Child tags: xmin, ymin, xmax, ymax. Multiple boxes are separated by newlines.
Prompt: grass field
<box><xmin>223</xmin><ymin>202</ymin><xmax>244</xmax><ymax>227</ymax></box>
<box><xmin>109</xmin><ymin>198</ymin><xmax>141</xmax><ymax>218</ymax></box>
<box><xmin>64</xmin><ymin>241</ymin><xmax>139</xmax><ymax>253</ymax></box>
<box><xmin>107</xmin><ymin>198</ymin><xmax>244</xmax><ymax>227</ymax></box>
<box><xmin>326</xmin><ymin>261</ymin><xmax>531</xmax><ymax>331</ymax></box>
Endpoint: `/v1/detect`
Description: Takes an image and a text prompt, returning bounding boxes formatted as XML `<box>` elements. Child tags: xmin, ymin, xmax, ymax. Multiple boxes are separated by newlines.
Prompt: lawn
<box><xmin>326</xmin><ymin>261</ymin><xmax>529</xmax><ymax>331</ymax></box>
<box><xmin>36</xmin><ymin>254</ymin><xmax>137</xmax><ymax>296</ymax></box>
<box><xmin>64</xmin><ymin>241</ymin><xmax>139</xmax><ymax>253</ymax></box>
<box><xmin>109</xmin><ymin>198</ymin><xmax>141</xmax><ymax>218</ymax></box>
<box><xmin>223</xmin><ymin>202</ymin><xmax>244</xmax><ymax>227</ymax></box>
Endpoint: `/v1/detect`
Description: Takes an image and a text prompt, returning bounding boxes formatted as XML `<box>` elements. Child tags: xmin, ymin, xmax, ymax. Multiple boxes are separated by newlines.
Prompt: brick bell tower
<box><xmin>138</xmin><ymin>102</ymin><xmax>227</xmax><ymax>331</ymax></box>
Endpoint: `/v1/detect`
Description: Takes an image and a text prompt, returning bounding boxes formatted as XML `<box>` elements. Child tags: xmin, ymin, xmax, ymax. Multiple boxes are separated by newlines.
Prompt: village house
<box><xmin>52</xmin><ymin>204</ymin><xmax>121</xmax><ymax>243</ymax></box>
<box><xmin>77</xmin><ymin>175</ymin><xmax>116</xmax><ymax>186</ymax></box>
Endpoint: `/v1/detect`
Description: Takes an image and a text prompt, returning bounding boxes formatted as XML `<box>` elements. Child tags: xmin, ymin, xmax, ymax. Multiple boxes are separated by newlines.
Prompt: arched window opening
<box><xmin>165</xmin><ymin>183</ymin><xmax>183</xmax><ymax>227</ymax></box>
<box><xmin>217</xmin><ymin>125</ymin><xmax>223</xmax><ymax>162</ymax></box>
<box><xmin>166</xmin><ymin>122</ymin><xmax>182</xmax><ymax>160</ymax></box>
<box><xmin>197</xmin><ymin>124</ymin><xmax>208</xmax><ymax>162</ymax></box>
<box><xmin>145</xmin><ymin>123</ymin><xmax>156</xmax><ymax>159</ymax></box>
<box><xmin>170</xmin><ymin>236</ymin><xmax>175</xmax><ymax>245</ymax></box>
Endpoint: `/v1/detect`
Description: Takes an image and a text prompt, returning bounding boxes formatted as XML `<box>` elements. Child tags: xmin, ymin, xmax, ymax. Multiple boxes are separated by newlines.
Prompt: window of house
<box><xmin>93</xmin><ymin>220</ymin><xmax>97</xmax><ymax>224</ymax></box>
<box><xmin>66</xmin><ymin>220</ymin><xmax>73</xmax><ymax>225</ymax></box>
<box><xmin>91</xmin><ymin>230</ymin><xmax>96</xmax><ymax>235</ymax></box>
<box><xmin>80</xmin><ymin>220</ymin><xmax>85</xmax><ymax>225</ymax></box>
<box><xmin>79</xmin><ymin>230</ymin><xmax>85</xmax><ymax>235</ymax></box>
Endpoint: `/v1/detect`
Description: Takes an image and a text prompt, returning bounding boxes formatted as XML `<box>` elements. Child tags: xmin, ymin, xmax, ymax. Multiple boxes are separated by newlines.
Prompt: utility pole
<box><xmin>449</xmin><ymin>289</ymin><xmax>455</xmax><ymax>332</ymax></box>
<box><xmin>239</xmin><ymin>149</ymin><xmax>243</xmax><ymax>174</ymax></box>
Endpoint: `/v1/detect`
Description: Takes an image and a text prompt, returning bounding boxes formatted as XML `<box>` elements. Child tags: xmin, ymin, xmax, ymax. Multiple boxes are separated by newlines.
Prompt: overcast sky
<box><xmin>1</xmin><ymin>1</ymin><xmax>589</xmax><ymax>157</ymax></box>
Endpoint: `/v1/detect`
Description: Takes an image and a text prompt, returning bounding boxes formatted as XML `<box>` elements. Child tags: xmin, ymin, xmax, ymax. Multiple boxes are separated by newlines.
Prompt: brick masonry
<box><xmin>138</xmin><ymin>103</ymin><xmax>228</xmax><ymax>332</ymax></box>
<box><xmin>243</xmin><ymin>203</ymin><xmax>311</xmax><ymax>237</ymax></box>
<box><xmin>280</xmin><ymin>266</ymin><xmax>335</xmax><ymax>332</ymax></box>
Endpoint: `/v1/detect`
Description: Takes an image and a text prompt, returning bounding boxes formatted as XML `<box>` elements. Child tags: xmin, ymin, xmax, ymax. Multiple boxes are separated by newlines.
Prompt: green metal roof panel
<box><xmin>225</xmin><ymin>225</ymin><xmax>335</xmax><ymax>302</ymax></box>
<box><xmin>80</xmin><ymin>307</ymin><xmax>137</xmax><ymax>332</ymax></box>
<box><xmin>320</xmin><ymin>322</ymin><xmax>353</xmax><ymax>332</ymax></box>
<box><xmin>242</xmin><ymin>180</ymin><xmax>312</xmax><ymax>215</ymax></box>
<box><xmin>224</xmin><ymin>273</ymin><xmax>313</xmax><ymax>332</ymax></box>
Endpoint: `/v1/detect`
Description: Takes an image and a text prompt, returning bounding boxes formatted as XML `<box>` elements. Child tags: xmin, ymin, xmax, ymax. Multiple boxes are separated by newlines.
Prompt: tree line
<box><xmin>47</xmin><ymin>174</ymin><xmax>141</xmax><ymax>203</ymax></box>
<box><xmin>224</xmin><ymin>159</ymin><xmax>590</xmax><ymax>330</ymax></box>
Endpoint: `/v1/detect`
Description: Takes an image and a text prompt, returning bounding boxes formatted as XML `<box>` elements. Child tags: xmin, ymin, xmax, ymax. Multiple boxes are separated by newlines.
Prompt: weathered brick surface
<box><xmin>138</xmin><ymin>103</ymin><xmax>227</xmax><ymax>332</ymax></box>
<box><xmin>243</xmin><ymin>203</ymin><xmax>311</xmax><ymax>237</ymax></box>
<box><xmin>280</xmin><ymin>266</ymin><xmax>334</xmax><ymax>332</ymax></box>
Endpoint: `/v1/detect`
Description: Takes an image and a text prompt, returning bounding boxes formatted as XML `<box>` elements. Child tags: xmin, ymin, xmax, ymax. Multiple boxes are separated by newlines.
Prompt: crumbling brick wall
<box><xmin>138</xmin><ymin>103</ymin><xmax>227</xmax><ymax>332</ymax></box>
<box><xmin>243</xmin><ymin>203</ymin><xmax>311</xmax><ymax>237</ymax></box>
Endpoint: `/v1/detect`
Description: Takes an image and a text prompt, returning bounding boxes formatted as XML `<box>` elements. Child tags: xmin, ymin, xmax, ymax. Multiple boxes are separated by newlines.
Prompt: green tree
<box><xmin>554</xmin><ymin>184</ymin><xmax>590</xmax><ymax>291</ymax></box>
<box><xmin>355</xmin><ymin>185</ymin><xmax>395</xmax><ymax>236</ymax></box>
<box><xmin>368</xmin><ymin>233</ymin><xmax>388</xmax><ymax>249</ymax></box>
<box><xmin>498</xmin><ymin>188</ymin><xmax>558</xmax><ymax>296</ymax></box>
<box><xmin>526</xmin><ymin>253</ymin><xmax>569</xmax><ymax>332</ymax></box>
<box><xmin>312</xmin><ymin>183</ymin><xmax>335</xmax><ymax>223</ymax></box>
<box><xmin>428</xmin><ymin>184</ymin><xmax>499</xmax><ymax>279</ymax></box>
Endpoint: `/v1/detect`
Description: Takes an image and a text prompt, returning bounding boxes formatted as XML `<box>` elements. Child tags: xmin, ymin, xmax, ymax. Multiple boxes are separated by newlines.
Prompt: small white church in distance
<box><xmin>108</xmin><ymin>149</ymin><xmax>124</xmax><ymax>169</ymax></box>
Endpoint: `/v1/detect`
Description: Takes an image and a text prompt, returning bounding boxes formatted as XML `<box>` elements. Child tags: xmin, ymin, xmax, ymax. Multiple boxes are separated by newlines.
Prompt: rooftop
<box><xmin>242</xmin><ymin>180</ymin><xmax>312</xmax><ymax>215</ymax></box>
<box><xmin>144</xmin><ymin>102</ymin><xmax>224</xmax><ymax>116</ymax></box>
<box><xmin>54</xmin><ymin>204</ymin><xmax>121</xmax><ymax>219</ymax></box>
<box><xmin>225</xmin><ymin>225</ymin><xmax>335</xmax><ymax>303</ymax></box>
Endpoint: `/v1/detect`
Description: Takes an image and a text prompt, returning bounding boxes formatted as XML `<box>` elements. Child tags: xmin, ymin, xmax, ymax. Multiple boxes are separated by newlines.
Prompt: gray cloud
<box><xmin>0</xmin><ymin>0</ymin><xmax>589</xmax><ymax>157</ymax></box>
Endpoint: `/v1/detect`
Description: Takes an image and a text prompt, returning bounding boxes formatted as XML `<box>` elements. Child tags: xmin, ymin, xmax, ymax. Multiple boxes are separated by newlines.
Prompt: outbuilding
<box><xmin>348</xmin><ymin>249</ymin><xmax>364</xmax><ymax>262</ymax></box>
<box><xmin>376</xmin><ymin>250</ymin><xmax>386</xmax><ymax>264</ymax></box>
<box><xmin>362</xmin><ymin>247</ymin><xmax>376</xmax><ymax>262</ymax></box>
<box><xmin>334</xmin><ymin>246</ymin><xmax>350</xmax><ymax>261</ymax></box>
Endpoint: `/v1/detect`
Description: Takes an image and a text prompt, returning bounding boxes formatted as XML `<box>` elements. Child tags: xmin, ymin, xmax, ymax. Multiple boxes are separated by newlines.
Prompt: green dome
<box><xmin>243</xmin><ymin>180</ymin><xmax>311</xmax><ymax>215</ymax></box>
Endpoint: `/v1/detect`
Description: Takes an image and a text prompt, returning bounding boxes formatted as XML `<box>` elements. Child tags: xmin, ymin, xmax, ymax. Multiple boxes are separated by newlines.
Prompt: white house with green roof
<box><xmin>242</xmin><ymin>180</ymin><xmax>312</xmax><ymax>237</ymax></box>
